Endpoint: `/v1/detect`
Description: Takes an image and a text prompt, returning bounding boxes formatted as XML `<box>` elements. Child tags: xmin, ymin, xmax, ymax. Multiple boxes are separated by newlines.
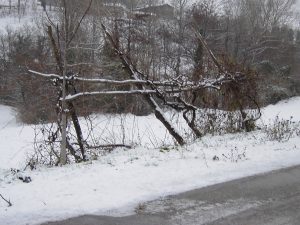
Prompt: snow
<box><xmin>296</xmin><ymin>0</ymin><xmax>300</xmax><ymax>11</ymax></box>
<box><xmin>0</xmin><ymin>97</ymin><xmax>300</xmax><ymax>225</ymax></box>
<box><xmin>0</xmin><ymin>0</ymin><xmax>43</xmax><ymax>33</ymax></box>
<box><xmin>261</xmin><ymin>97</ymin><xmax>300</xmax><ymax>121</ymax></box>
<box><xmin>0</xmin><ymin>15</ymin><xmax>34</xmax><ymax>32</ymax></box>
<box><xmin>0</xmin><ymin>105</ymin><xmax>17</xmax><ymax>128</ymax></box>
<box><xmin>0</xmin><ymin>106</ymin><xmax>33</xmax><ymax>170</ymax></box>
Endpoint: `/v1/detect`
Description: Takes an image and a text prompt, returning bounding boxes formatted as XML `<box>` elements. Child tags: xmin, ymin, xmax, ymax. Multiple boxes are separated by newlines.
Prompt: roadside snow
<box><xmin>0</xmin><ymin>97</ymin><xmax>300</xmax><ymax>225</ymax></box>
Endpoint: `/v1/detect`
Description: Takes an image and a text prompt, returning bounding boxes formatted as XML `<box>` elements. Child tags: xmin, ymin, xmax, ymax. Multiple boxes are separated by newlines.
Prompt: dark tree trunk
<box><xmin>183</xmin><ymin>109</ymin><xmax>202</xmax><ymax>139</ymax></box>
<box><xmin>47</xmin><ymin>25</ymin><xmax>87</xmax><ymax>162</ymax></box>
<box><xmin>102</xmin><ymin>24</ymin><xmax>186</xmax><ymax>146</ymax></box>
<box><xmin>67</xmin><ymin>88</ymin><xmax>86</xmax><ymax>161</ymax></box>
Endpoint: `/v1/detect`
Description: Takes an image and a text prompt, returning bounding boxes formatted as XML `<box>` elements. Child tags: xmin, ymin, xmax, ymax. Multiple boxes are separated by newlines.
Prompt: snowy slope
<box><xmin>0</xmin><ymin>97</ymin><xmax>300</xmax><ymax>225</ymax></box>
<box><xmin>262</xmin><ymin>97</ymin><xmax>300</xmax><ymax>121</ymax></box>
<box><xmin>0</xmin><ymin>0</ymin><xmax>42</xmax><ymax>33</ymax></box>
<box><xmin>0</xmin><ymin>105</ymin><xmax>34</xmax><ymax>170</ymax></box>
<box><xmin>0</xmin><ymin>15</ymin><xmax>37</xmax><ymax>32</ymax></box>
<box><xmin>0</xmin><ymin>105</ymin><xmax>16</xmax><ymax>128</ymax></box>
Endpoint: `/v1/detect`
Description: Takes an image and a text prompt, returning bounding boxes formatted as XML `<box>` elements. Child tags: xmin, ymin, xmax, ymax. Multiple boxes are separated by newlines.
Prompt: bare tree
<box><xmin>44</xmin><ymin>0</ymin><xmax>93</xmax><ymax>164</ymax></box>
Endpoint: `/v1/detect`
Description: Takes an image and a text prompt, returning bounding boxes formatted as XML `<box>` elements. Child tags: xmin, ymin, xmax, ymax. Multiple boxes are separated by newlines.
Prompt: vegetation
<box><xmin>0</xmin><ymin>0</ymin><xmax>299</xmax><ymax>165</ymax></box>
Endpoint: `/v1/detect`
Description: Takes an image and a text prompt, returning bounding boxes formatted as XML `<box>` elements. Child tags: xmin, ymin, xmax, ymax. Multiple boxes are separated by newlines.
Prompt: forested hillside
<box><xmin>0</xmin><ymin>0</ymin><xmax>299</xmax><ymax>124</ymax></box>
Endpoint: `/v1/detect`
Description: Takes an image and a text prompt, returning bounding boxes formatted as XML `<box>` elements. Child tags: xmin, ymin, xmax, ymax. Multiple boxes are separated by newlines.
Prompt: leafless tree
<box><xmin>43</xmin><ymin>0</ymin><xmax>93</xmax><ymax>164</ymax></box>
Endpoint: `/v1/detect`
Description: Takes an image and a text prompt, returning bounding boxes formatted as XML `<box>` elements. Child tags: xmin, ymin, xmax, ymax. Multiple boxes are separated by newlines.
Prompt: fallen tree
<box><xmin>27</xmin><ymin>19</ymin><xmax>261</xmax><ymax>164</ymax></box>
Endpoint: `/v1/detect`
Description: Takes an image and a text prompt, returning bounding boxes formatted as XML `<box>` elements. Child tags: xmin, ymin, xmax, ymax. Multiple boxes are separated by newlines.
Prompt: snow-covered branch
<box><xmin>71</xmin><ymin>77</ymin><xmax>177</xmax><ymax>86</ymax></box>
<box><xmin>67</xmin><ymin>63</ymin><xmax>96</xmax><ymax>68</ymax></box>
<box><xmin>64</xmin><ymin>74</ymin><xmax>243</xmax><ymax>101</ymax></box>
<box><xmin>28</xmin><ymin>70</ymin><xmax>176</xmax><ymax>86</ymax></box>
<box><xmin>65</xmin><ymin>90</ymin><xmax>158</xmax><ymax>101</ymax></box>
<box><xmin>28</xmin><ymin>70</ymin><xmax>62</xmax><ymax>80</ymax></box>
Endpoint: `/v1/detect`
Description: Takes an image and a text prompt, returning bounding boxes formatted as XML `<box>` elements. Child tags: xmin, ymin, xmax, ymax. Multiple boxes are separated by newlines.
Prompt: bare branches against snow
<box><xmin>62</xmin><ymin>74</ymin><xmax>245</xmax><ymax>101</ymax></box>
<box><xmin>28</xmin><ymin>70</ymin><xmax>176</xmax><ymax>86</ymax></box>
<box><xmin>28</xmin><ymin>68</ymin><xmax>246</xmax><ymax>103</ymax></box>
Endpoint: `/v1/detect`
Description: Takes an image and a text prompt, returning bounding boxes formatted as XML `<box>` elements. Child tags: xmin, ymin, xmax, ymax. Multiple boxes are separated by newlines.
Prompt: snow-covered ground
<box><xmin>0</xmin><ymin>14</ymin><xmax>38</xmax><ymax>33</ymax></box>
<box><xmin>0</xmin><ymin>0</ymin><xmax>43</xmax><ymax>33</ymax></box>
<box><xmin>0</xmin><ymin>97</ymin><xmax>300</xmax><ymax>225</ymax></box>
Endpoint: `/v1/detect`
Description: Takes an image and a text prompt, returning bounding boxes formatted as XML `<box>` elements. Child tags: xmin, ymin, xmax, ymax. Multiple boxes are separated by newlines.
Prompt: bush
<box><xmin>192</xmin><ymin>108</ymin><xmax>259</xmax><ymax>136</ymax></box>
<box><xmin>263</xmin><ymin>116</ymin><xmax>300</xmax><ymax>142</ymax></box>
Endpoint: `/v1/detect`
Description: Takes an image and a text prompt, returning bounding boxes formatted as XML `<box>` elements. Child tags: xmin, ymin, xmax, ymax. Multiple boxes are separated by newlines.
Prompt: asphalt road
<box><xmin>42</xmin><ymin>165</ymin><xmax>300</xmax><ymax>225</ymax></box>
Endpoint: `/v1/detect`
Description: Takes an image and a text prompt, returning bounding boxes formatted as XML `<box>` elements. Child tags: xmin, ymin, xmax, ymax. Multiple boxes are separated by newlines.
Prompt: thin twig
<box><xmin>0</xmin><ymin>194</ymin><xmax>12</xmax><ymax>207</ymax></box>
<box><xmin>87</xmin><ymin>144</ymin><xmax>132</xmax><ymax>150</ymax></box>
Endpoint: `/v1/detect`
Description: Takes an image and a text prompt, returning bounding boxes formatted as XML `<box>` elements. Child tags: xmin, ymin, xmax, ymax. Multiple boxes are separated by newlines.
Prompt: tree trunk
<box><xmin>67</xmin><ymin>85</ymin><xmax>86</xmax><ymax>160</ymax></box>
<box><xmin>183</xmin><ymin>109</ymin><xmax>202</xmax><ymax>139</ymax></box>
<box><xmin>102</xmin><ymin>24</ymin><xmax>186</xmax><ymax>146</ymax></box>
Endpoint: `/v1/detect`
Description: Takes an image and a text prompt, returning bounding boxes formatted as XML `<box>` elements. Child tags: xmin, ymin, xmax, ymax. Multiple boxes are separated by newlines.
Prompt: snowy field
<box><xmin>0</xmin><ymin>97</ymin><xmax>300</xmax><ymax>225</ymax></box>
<box><xmin>0</xmin><ymin>0</ymin><xmax>44</xmax><ymax>33</ymax></box>
<box><xmin>0</xmin><ymin>14</ymin><xmax>38</xmax><ymax>33</ymax></box>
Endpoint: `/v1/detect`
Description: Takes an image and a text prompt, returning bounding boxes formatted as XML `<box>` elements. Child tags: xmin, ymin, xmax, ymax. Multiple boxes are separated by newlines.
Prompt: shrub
<box><xmin>263</xmin><ymin>116</ymin><xmax>300</xmax><ymax>142</ymax></box>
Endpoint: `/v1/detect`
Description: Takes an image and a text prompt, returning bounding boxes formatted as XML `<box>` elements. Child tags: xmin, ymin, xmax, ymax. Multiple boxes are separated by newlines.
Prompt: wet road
<box><xmin>42</xmin><ymin>165</ymin><xmax>300</xmax><ymax>225</ymax></box>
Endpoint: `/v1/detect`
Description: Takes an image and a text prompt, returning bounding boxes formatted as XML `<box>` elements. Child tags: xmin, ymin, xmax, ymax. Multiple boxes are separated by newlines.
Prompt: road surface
<box><xmin>42</xmin><ymin>165</ymin><xmax>300</xmax><ymax>225</ymax></box>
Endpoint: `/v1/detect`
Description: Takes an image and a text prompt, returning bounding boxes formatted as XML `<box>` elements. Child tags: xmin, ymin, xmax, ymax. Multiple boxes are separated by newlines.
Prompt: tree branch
<box><xmin>67</xmin><ymin>0</ymin><xmax>93</xmax><ymax>46</ymax></box>
<box><xmin>63</xmin><ymin>74</ymin><xmax>243</xmax><ymax>101</ymax></box>
<box><xmin>0</xmin><ymin>194</ymin><xmax>12</xmax><ymax>207</ymax></box>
